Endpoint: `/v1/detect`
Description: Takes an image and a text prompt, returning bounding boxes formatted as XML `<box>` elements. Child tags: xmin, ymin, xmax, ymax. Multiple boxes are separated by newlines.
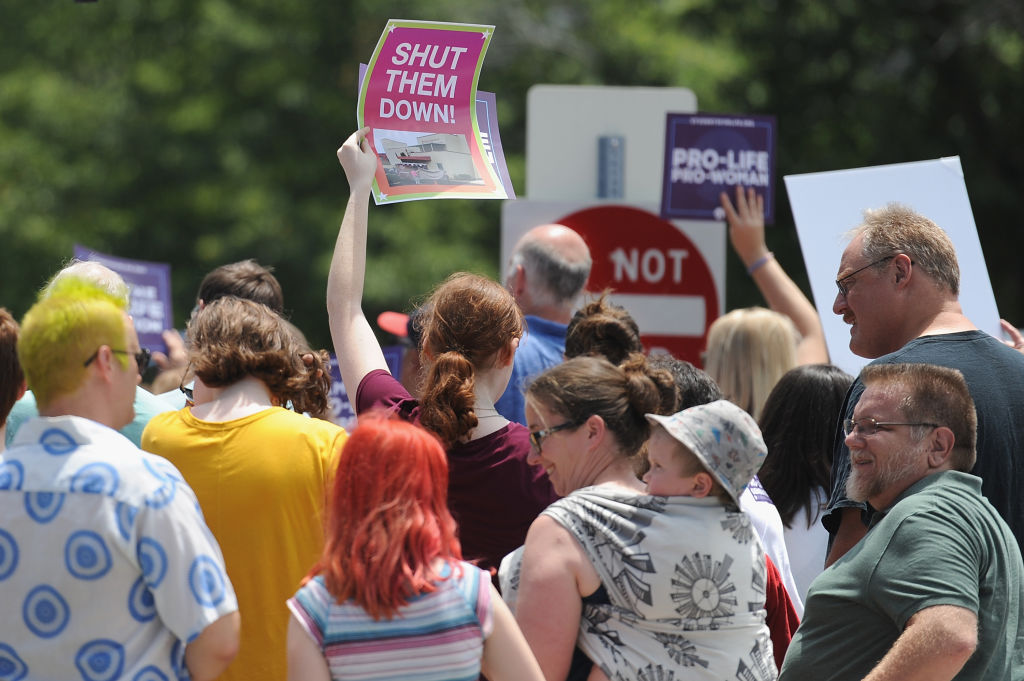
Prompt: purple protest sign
<box><xmin>661</xmin><ymin>113</ymin><xmax>777</xmax><ymax>223</ymax></box>
<box><xmin>73</xmin><ymin>245</ymin><xmax>173</xmax><ymax>355</ymax></box>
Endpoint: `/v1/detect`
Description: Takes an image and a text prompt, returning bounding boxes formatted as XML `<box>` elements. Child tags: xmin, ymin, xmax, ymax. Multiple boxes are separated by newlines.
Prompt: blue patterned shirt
<box><xmin>0</xmin><ymin>415</ymin><xmax>238</xmax><ymax>681</ymax></box>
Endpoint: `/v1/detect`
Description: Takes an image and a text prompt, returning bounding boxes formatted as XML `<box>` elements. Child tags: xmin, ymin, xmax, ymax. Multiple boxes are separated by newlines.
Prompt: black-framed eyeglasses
<box><xmin>843</xmin><ymin>417</ymin><xmax>939</xmax><ymax>437</ymax></box>
<box><xmin>835</xmin><ymin>256</ymin><xmax>895</xmax><ymax>297</ymax></box>
<box><xmin>179</xmin><ymin>361</ymin><xmax>194</xmax><ymax>404</ymax></box>
<box><xmin>529</xmin><ymin>421</ymin><xmax>581</xmax><ymax>450</ymax></box>
<box><xmin>83</xmin><ymin>347</ymin><xmax>151</xmax><ymax>370</ymax></box>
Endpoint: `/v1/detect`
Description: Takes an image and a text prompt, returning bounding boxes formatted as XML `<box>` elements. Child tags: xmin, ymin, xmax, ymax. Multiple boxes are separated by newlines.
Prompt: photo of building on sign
<box><xmin>375</xmin><ymin>130</ymin><xmax>482</xmax><ymax>187</ymax></box>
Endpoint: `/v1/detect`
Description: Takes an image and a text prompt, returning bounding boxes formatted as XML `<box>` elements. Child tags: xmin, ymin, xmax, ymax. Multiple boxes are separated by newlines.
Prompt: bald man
<box><xmin>497</xmin><ymin>224</ymin><xmax>592</xmax><ymax>425</ymax></box>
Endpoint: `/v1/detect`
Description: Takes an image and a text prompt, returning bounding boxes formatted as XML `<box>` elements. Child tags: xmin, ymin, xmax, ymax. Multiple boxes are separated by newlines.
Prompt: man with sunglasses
<box><xmin>781</xmin><ymin>363</ymin><xmax>1023</xmax><ymax>681</ymax></box>
<box><xmin>824</xmin><ymin>204</ymin><xmax>1024</xmax><ymax>566</ymax></box>
<box><xmin>4</xmin><ymin>261</ymin><xmax>173</xmax><ymax>448</ymax></box>
<box><xmin>1</xmin><ymin>275</ymin><xmax>240</xmax><ymax>680</ymax></box>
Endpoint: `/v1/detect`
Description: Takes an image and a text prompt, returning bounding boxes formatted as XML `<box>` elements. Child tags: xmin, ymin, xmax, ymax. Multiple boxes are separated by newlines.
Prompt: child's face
<box><xmin>644</xmin><ymin>429</ymin><xmax>702</xmax><ymax>496</ymax></box>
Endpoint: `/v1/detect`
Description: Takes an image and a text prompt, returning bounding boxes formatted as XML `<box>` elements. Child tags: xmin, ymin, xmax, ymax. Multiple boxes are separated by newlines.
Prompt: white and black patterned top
<box><xmin>502</xmin><ymin>485</ymin><xmax>777</xmax><ymax>681</ymax></box>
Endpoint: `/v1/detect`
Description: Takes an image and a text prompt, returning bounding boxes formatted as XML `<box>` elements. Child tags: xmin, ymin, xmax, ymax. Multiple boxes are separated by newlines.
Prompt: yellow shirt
<box><xmin>142</xmin><ymin>406</ymin><xmax>346</xmax><ymax>681</ymax></box>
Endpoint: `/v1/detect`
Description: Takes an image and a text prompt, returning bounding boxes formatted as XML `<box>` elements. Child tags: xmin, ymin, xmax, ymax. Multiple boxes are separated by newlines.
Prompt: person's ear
<box><xmin>91</xmin><ymin>346</ymin><xmax>118</xmax><ymax>384</ymax></box>
<box><xmin>691</xmin><ymin>472</ymin><xmax>714</xmax><ymax>498</ymax></box>
<box><xmin>584</xmin><ymin>413</ymin><xmax>606</xmax><ymax>448</ymax></box>
<box><xmin>893</xmin><ymin>254</ymin><xmax>914</xmax><ymax>289</ymax></box>
<box><xmin>498</xmin><ymin>337</ymin><xmax>520</xmax><ymax>367</ymax></box>
<box><xmin>16</xmin><ymin>379</ymin><xmax>27</xmax><ymax>402</ymax></box>
<box><xmin>926</xmin><ymin>426</ymin><xmax>956</xmax><ymax>468</ymax></box>
<box><xmin>509</xmin><ymin>264</ymin><xmax>526</xmax><ymax>300</ymax></box>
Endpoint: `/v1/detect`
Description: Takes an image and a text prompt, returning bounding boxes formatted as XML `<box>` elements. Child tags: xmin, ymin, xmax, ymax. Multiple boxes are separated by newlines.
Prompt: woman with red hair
<box><xmin>286</xmin><ymin>416</ymin><xmax>544</xmax><ymax>681</ymax></box>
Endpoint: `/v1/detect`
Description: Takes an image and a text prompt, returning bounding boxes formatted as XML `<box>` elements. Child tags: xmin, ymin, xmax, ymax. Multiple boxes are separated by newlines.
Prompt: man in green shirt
<box><xmin>780</xmin><ymin>363</ymin><xmax>1024</xmax><ymax>681</ymax></box>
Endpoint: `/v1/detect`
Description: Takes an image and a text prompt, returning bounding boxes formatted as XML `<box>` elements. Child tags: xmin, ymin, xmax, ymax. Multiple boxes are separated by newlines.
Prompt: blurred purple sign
<box><xmin>661</xmin><ymin>113</ymin><xmax>777</xmax><ymax>223</ymax></box>
<box><xmin>74</xmin><ymin>245</ymin><xmax>173</xmax><ymax>355</ymax></box>
<box><xmin>326</xmin><ymin>346</ymin><xmax>403</xmax><ymax>431</ymax></box>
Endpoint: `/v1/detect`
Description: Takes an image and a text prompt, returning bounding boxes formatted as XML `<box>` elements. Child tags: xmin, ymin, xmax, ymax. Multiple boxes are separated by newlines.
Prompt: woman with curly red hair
<box><xmin>286</xmin><ymin>416</ymin><xmax>544</xmax><ymax>681</ymax></box>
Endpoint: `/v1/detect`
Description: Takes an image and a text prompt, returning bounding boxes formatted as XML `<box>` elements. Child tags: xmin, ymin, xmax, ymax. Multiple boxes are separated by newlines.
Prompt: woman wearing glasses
<box><xmin>502</xmin><ymin>354</ymin><xmax>788</xmax><ymax>681</ymax></box>
<box><xmin>141</xmin><ymin>296</ymin><xmax>348</xmax><ymax>681</ymax></box>
<box><xmin>328</xmin><ymin>128</ymin><xmax>557</xmax><ymax>574</ymax></box>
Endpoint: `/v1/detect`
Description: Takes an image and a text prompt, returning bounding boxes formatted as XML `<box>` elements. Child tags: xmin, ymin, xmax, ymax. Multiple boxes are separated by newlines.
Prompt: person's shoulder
<box><xmin>141</xmin><ymin>407</ymin><xmax>187</xmax><ymax>440</ymax></box>
<box><xmin>260</xmin><ymin>408</ymin><xmax>348</xmax><ymax>449</ymax></box>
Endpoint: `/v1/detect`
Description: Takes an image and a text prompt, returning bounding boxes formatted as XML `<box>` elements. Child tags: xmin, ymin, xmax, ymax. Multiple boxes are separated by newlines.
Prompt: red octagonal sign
<box><xmin>557</xmin><ymin>205</ymin><xmax>719</xmax><ymax>365</ymax></box>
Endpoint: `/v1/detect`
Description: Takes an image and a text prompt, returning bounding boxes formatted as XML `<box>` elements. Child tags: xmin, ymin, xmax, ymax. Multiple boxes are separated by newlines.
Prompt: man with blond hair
<box><xmin>0</xmin><ymin>277</ymin><xmax>239</xmax><ymax>681</ymax></box>
<box><xmin>825</xmin><ymin>204</ymin><xmax>1024</xmax><ymax>563</ymax></box>
<box><xmin>5</xmin><ymin>260</ymin><xmax>172</xmax><ymax>448</ymax></box>
<box><xmin>781</xmin><ymin>363</ymin><xmax>1023</xmax><ymax>680</ymax></box>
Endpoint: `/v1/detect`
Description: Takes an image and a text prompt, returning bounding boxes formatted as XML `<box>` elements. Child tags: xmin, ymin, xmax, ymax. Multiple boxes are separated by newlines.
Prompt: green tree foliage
<box><xmin>1</xmin><ymin>0</ymin><xmax>1022</xmax><ymax>350</ymax></box>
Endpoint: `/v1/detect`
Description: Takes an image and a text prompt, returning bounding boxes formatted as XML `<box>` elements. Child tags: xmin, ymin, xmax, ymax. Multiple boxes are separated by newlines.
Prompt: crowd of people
<box><xmin>1</xmin><ymin>125</ymin><xmax>1023</xmax><ymax>681</ymax></box>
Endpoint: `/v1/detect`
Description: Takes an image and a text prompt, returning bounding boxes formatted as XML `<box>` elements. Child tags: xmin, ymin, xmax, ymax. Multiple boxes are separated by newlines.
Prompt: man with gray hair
<box><xmin>497</xmin><ymin>223</ymin><xmax>592</xmax><ymax>425</ymax></box>
<box><xmin>825</xmin><ymin>204</ymin><xmax>1024</xmax><ymax>564</ymax></box>
<box><xmin>781</xmin><ymin>363</ymin><xmax>1023</xmax><ymax>680</ymax></box>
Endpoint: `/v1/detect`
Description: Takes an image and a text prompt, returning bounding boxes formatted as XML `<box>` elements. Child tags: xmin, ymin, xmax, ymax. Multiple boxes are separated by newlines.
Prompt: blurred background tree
<box><xmin>1</xmin><ymin>0</ymin><xmax>1021</xmax><ymax>351</ymax></box>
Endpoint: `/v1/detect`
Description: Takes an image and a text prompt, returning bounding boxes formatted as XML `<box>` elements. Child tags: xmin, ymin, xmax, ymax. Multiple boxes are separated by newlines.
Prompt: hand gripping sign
<box><xmin>358</xmin><ymin>20</ymin><xmax>506</xmax><ymax>204</ymax></box>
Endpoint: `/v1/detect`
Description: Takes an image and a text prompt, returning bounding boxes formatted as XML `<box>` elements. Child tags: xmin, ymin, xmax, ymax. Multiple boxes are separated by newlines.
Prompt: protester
<box><xmin>825</xmin><ymin>203</ymin><xmax>1024</xmax><ymax>563</ymax></box>
<box><xmin>149</xmin><ymin>258</ymin><xmax>287</xmax><ymax>398</ymax></box>
<box><xmin>780</xmin><ymin>363</ymin><xmax>1024</xmax><ymax>680</ymax></box>
<box><xmin>328</xmin><ymin>127</ymin><xmax>557</xmax><ymax>574</ymax></box>
<box><xmin>5</xmin><ymin>261</ymin><xmax>173</xmax><ymax>448</ymax></box>
<box><xmin>757</xmin><ymin>364</ymin><xmax>853</xmax><ymax>600</ymax></box>
<box><xmin>0</xmin><ymin>308</ymin><xmax>25</xmax><ymax>452</ymax></box>
<box><xmin>704</xmin><ymin>188</ymin><xmax>829</xmax><ymax>423</ymax></box>
<box><xmin>286</xmin><ymin>416</ymin><xmax>545</xmax><ymax>681</ymax></box>
<box><xmin>719</xmin><ymin>186</ymin><xmax>828</xmax><ymax>366</ymax></box>
<box><xmin>1</xmin><ymin>276</ymin><xmax>239</xmax><ymax>680</ymax></box>
<box><xmin>142</xmin><ymin>297</ymin><xmax>347</xmax><ymax>681</ymax></box>
<box><xmin>563</xmin><ymin>291</ymin><xmax>642</xmax><ymax>365</ymax></box>
<box><xmin>650</xmin><ymin>353</ymin><xmax>803</xmax><ymax>618</ymax></box>
<box><xmin>703</xmin><ymin>306</ymin><xmax>801</xmax><ymax>421</ymax></box>
<box><xmin>499</xmin><ymin>355</ymin><xmax>776</xmax><ymax>681</ymax></box>
<box><xmin>497</xmin><ymin>222</ymin><xmax>592</xmax><ymax>425</ymax></box>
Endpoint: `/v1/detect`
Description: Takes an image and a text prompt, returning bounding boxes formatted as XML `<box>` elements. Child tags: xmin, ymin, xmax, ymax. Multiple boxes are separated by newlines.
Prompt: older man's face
<box><xmin>845</xmin><ymin>383</ymin><xmax>928</xmax><ymax>510</ymax></box>
<box><xmin>832</xmin><ymin>235</ymin><xmax>900</xmax><ymax>359</ymax></box>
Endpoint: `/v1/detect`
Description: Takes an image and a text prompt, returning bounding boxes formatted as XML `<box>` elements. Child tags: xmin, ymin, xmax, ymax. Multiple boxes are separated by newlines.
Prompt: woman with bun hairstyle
<box><xmin>499</xmin><ymin>355</ymin><xmax>778</xmax><ymax>681</ymax></box>
<box><xmin>287</xmin><ymin>416</ymin><xmax>545</xmax><ymax>681</ymax></box>
<box><xmin>563</xmin><ymin>290</ymin><xmax>643</xmax><ymax>365</ymax></box>
<box><xmin>328</xmin><ymin>128</ymin><xmax>557</xmax><ymax>573</ymax></box>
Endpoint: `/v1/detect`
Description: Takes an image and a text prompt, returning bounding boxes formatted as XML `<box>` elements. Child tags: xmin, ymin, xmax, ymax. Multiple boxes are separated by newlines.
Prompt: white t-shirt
<box><xmin>781</xmin><ymin>486</ymin><xmax>829</xmax><ymax>602</ymax></box>
<box><xmin>740</xmin><ymin>476</ymin><xmax>804</xmax><ymax>616</ymax></box>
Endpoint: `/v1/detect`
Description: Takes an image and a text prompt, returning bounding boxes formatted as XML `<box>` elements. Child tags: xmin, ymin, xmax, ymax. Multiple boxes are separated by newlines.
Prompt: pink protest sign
<box><xmin>358</xmin><ymin>20</ymin><xmax>505</xmax><ymax>204</ymax></box>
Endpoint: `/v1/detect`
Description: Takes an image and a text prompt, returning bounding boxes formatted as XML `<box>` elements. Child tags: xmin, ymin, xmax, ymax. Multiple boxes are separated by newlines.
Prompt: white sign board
<box><xmin>526</xmin><ymin>85</ymin><xmax>697</xmax><ymax>202</ymax></box>
<box><xmin>785</xmin><ymin>157</ymin><xmax>1001</xmax><ymax>376</ymax></box>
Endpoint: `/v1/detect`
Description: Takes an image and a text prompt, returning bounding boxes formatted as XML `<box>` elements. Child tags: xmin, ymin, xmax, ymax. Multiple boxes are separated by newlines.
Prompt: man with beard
<box><xmin>780</xmin><ymin>363</ymin><xmax>1023</xmax><ymax>681</ymax></box>
<box><xmin>824</xmin><ymin>204</ymin><xmax>1024</xmax><ymax>564</ymax></box>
